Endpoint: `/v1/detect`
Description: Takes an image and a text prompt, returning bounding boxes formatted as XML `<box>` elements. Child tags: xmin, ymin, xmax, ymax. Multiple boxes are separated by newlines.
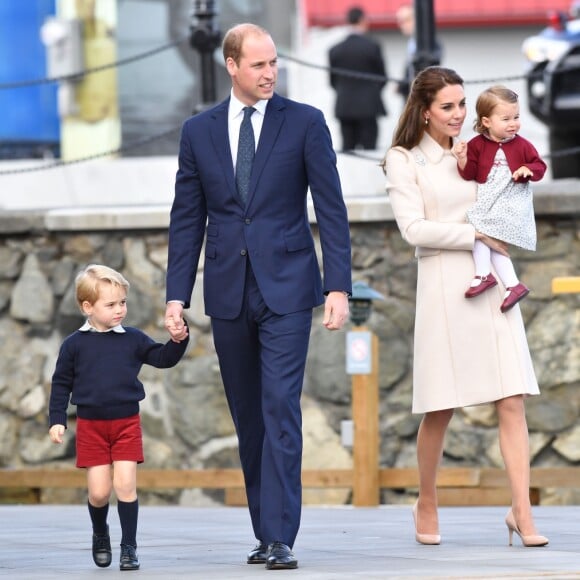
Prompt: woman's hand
<box><xmin>476</xmin><ymin>232</ymin><xmax>509</xmax><ymax>257</ymax></box>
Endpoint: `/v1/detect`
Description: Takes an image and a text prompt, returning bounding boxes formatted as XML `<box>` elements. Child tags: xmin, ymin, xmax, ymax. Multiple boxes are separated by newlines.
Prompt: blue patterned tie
<box><xmin>236</xmin><ymin>106</ymin><xmax>256</xmax><ymax>204</ymax></box>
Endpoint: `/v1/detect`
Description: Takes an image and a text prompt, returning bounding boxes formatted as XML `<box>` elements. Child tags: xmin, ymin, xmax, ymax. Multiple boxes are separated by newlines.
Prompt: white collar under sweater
<box><xmin>79</xmin><ymin>321</ymin><xmax>125</xmax><ymax>333</ymax></box>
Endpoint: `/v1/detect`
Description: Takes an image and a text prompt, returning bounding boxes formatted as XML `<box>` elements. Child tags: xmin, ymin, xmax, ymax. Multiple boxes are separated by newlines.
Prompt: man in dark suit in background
<box><xmin>395</xmin><ymin>3</ymin><xmax>443</xmax><ymax>103</ymax></box>
<box><xmin>164</xmin><ymin>23</ymin><xmax>352</xmax><ymax>571</ymax></box>
<box><xmin>329</xmin><ymin>6</ymin><xmax>388</xmax><ymax>150</ymax></box>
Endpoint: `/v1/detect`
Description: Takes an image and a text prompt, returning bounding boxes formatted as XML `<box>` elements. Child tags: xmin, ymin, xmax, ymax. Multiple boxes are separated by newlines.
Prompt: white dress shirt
<box><xmin>228</xmin><ymin>91</ymin><xmax>268</xmax><ymax>172</ymax></box>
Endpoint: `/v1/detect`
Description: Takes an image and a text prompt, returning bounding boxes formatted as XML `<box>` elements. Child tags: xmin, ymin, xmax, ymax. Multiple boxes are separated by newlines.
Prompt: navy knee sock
<box><xmin>117</xmin><ymin>498</ymin><xmax>139</xmax><ymax>547</ymax></box>
<box><xmin>88</xmin><ymin>501</ymin><xmax>109</xmax><ymax>535</ymax></box>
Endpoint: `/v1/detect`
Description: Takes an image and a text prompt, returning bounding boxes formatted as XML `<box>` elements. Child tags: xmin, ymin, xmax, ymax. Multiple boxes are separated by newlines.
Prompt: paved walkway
<box><xmin>1</xmin><ymin>505</ymin><xmax>578</xmax><ymax>579</ymax></box>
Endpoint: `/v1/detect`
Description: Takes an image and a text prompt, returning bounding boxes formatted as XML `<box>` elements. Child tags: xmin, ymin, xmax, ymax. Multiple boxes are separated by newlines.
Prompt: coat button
<box><xmin>245</xmin><ymin>218</ymin><xmax>251</xmax><ymax>225</ymax></box>
<box><xmin>240</xmin><ymin>249</ymin><xmax>247</xmax><ymax>256</ymax></box>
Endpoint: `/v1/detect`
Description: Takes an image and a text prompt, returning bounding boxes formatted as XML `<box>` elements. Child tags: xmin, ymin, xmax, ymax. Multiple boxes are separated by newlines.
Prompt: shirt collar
<box><xmin>79</xmin><ymin>320</ymin><xmax>126</xmax><ymax>333</ymax></box>
<box><xmin>482</xmin><ymin>131</ymin><xmax>517</xmax><ymax>144</ymax></box>
<box><xmin>228</xmin><ymin>90</ymin><xmax>268</xmax><ymax>120</ymax></box>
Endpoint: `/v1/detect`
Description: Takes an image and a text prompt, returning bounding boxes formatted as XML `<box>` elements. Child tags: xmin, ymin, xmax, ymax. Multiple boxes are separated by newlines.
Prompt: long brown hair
<box><xmin>381</xmin><ymin>66</ymin><xmax>464</xmax><ymax>172</ymax></box>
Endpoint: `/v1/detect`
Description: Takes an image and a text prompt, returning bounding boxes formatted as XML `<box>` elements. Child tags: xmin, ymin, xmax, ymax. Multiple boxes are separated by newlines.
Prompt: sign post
<box><xmin>347</xmin><ymin>327</ymin><xmax>380</xmax><ymax>506</ymax></box>
<box><xmin>346</xmin><ymin>281</ymin><xmax>385</xmax><ymax>506</ymax></box>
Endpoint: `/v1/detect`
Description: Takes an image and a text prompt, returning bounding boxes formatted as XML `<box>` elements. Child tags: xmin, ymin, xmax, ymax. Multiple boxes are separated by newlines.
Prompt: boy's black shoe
<box><xmin>92</xmin><ymin>526</ymin><xmax>112</xmax><ymax>568</ymax></box>
<box><xmin>120</xmin><ymin>543</ymin><xmax>140</xmax><ymax>571</ymax></box>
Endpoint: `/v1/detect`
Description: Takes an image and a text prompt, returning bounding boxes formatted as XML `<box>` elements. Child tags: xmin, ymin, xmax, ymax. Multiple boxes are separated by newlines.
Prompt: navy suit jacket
<box><xmin>329</xmin><ymin>33</ymin><xmax>387</xmax><ymax>120</ymax></box>
<box><xmin>167</xmin><ymin>93</ymin><xmax>352</xmax><ymax>319</ymax></box>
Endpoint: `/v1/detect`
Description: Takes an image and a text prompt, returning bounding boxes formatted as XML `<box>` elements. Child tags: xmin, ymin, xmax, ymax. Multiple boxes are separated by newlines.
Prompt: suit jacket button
<box><xmin>245</xmin><ymin>218</ymin><xmax>251</xmax><ymax>225</ymax></box>
<box><xmin>240</xmin><ymin>249</ymin><xmax>247</xmax><ymax>256</ymax></box>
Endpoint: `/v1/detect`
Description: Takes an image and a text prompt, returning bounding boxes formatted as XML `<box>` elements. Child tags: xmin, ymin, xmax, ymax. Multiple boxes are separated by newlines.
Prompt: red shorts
<box><xmin>76</xmin><ymin>414</ymin><xmax>144</xmax><ymax>468</ymax></box>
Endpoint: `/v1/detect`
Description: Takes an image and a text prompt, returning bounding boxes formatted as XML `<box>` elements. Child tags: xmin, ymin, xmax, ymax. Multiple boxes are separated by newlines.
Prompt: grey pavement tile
<box><xmin>0</xmin><ymin>505</ymin><xmax>578</xmax><ymax>579</ymax></box>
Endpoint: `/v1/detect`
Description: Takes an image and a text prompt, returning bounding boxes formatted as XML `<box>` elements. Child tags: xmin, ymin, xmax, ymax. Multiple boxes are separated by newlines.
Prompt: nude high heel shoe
<box><xmin>412</xmin><ymin>501</ymin><xmax>441</xmax><ymax>545</ymax></box>
<box><xmin>505</xmin><ymin>509</ymin><xmax>549</xmax><ymax>547</ymax></box>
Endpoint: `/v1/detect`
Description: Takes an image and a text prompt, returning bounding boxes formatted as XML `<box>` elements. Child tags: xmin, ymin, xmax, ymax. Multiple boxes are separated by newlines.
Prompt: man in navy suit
<box><xmin>329</xmin><ymin>6</ymin><xmax>388</xmax><ymax>150</ymax></box>
<box><xmin>165</xmin><ymin>23</ymin><xmax>351</xmax><ymax>570</ymax></box>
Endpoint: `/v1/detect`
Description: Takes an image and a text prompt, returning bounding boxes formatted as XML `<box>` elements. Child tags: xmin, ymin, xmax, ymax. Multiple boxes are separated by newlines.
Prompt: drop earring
<box><xmin>424</xmin><ymin>117</ymin><xmax>429</xmax><ymax>125</ymax></box>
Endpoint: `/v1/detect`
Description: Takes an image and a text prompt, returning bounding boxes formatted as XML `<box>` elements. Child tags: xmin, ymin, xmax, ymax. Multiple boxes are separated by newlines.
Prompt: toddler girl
<box><xmin>454</xmin><ymin>85</ymin><xmax>546</xmax><ymax>312</ymax></box>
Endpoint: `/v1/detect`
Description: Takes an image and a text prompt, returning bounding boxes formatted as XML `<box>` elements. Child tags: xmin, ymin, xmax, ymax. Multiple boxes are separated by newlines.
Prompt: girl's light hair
<box><xmin>473</xmin><ymin>85</ymin><xmax>518</xmax><ymax>134</ymax></box>
<box><xmin>75</xmin><ymin>264</ymin><xmax>129</xmax><ymax>311</ymax></box>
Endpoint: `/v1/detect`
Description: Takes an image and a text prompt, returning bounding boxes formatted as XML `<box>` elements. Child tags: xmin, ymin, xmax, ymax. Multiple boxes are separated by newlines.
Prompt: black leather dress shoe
<box><xmin>120</xmin><ymin>543</ymin><xmax>140</xmax><ymax>571</ymax></box>
<box><xmin>266</xmin><ymin>542</ymin><xmax>298</xmax><ymax>570</ymax></box>
<box><xmin>92</xmin><ymin>526</ymin><xmax>112</xmax><ymax>568</ymax></box>
<box><xmin>247</xmin><ymin>542</ymin><xmax>268</xmax><ymax>564</ymax></box>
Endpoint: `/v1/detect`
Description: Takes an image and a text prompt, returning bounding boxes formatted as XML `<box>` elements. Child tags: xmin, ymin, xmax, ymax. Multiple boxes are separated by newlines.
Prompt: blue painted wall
<box><xmin>0</xmin><ymin>1</ymin><xmax>59</xmax><ymax>156</ymax></box>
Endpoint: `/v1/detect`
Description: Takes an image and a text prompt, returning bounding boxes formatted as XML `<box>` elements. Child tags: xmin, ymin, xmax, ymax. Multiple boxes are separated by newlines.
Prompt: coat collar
<box><xmin>416</xmin><ymin>131</ymin><xmax>451</xmax><ymax>165</ymax></box>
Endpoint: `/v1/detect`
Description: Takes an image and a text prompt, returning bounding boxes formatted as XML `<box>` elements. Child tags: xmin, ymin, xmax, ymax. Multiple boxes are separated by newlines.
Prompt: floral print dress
<box><xmin>466</xmin><ymin>147</ymin><xmax>536</xmax><ymax>251</ymax></box>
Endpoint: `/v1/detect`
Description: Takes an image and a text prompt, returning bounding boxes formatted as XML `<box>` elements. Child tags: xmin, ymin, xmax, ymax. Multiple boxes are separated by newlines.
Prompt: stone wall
<box><xmin>0</xmin><ymin>204</ymin><xmax>578</xmax><ymax>506</ymax></box>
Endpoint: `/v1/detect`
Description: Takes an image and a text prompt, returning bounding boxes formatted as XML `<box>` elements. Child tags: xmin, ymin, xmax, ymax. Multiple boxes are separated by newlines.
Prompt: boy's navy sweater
<box><xmin>49</xmin><ymin>327</ymin><xmax>188</xmax><ymax>428</ymax></box>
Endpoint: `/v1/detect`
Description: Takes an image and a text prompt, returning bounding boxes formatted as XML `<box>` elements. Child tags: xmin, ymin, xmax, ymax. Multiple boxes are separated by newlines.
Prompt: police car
<box><xmin>522</xmin><ymin>4</ymin><xmax>580</xmax><ymax>177</ymax></box>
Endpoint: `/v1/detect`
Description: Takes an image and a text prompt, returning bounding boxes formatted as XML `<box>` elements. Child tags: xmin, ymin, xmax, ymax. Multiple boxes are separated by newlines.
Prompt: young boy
<box><xmin>49</xmin><ymin>264</ymin><xmax>189</xmax><ymax>571</ymax></box>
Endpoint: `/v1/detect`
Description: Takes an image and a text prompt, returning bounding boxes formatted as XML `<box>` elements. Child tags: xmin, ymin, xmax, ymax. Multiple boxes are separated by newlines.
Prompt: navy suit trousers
<box><xmin>211</xmin><ymin>262</ymin><xmax>312</xmax><ymax>547</ymax></box>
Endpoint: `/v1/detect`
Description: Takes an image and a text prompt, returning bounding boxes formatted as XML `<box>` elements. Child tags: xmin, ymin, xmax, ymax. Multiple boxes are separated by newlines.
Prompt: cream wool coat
<box><xmin>385</xmin><ymin>133</ymin><xmax>539</xmax><ymax>414</ymax></box>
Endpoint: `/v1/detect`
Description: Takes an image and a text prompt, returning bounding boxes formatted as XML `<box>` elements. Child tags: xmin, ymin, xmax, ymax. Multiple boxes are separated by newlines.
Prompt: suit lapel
<box><xmin>209</xmin><ymin>99</ymin><xmax>238</xmax><ymax>199</ymax></box>
<box><xmin>247</xmin><ymin>95</ymin><xmax>285</xmax><ymax>205</ymax></box>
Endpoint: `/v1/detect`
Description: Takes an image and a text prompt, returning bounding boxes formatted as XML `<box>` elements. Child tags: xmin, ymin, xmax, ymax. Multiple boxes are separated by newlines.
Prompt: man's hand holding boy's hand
<box><xmin>165</xmin><ymin>302</ymin><xmax>189</xmax><ymax>342</ymax></box>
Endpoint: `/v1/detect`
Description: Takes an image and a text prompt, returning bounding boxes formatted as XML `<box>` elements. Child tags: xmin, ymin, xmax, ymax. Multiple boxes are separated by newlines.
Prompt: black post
<box><xmin>412</xmin><ymin>0</ymin><xmax>440</xmax><ymax>75</ymax></box>
<box><xmin>190</xmin><ymin>0</ymin><xmax>221</xmax><ymax>113</ymax></box>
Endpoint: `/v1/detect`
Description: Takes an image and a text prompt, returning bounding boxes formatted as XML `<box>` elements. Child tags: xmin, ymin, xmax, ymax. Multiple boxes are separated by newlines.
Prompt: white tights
<box><xmin>472</xmin><ymin>239</ymin><xmax>519</xmax><ymax>288</ymax></box>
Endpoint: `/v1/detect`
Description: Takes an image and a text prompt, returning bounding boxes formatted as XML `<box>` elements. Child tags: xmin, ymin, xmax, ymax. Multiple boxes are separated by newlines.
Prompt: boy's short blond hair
<box><xmin>75</xmin><ymin>264</ymin><xmax>130</xmax><ymax>311</ymax></box>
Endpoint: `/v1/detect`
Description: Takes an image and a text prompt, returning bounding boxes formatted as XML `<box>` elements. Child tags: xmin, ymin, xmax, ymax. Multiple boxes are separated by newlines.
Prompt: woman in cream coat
<box><xmin>382</xmin><ymin>67</ymin><xmax>547</xmax><ymax>548</ymax></box>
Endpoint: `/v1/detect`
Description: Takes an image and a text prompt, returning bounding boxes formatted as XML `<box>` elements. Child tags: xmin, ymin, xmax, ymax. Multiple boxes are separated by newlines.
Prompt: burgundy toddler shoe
<box><xmin>500</xmin><ymin>283</ymin><xmax>530</xmax><ymax>313</ymax></box>
<box><xmin>465</xmin><ymin>273</ymin><xmax>498</xmax><ymax>298</ymax></box>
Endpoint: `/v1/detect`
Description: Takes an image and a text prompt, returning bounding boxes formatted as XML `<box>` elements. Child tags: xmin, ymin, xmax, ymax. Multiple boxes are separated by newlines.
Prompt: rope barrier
<box><xmin>340</xmin><ymin>145</ymin><xmax>580</xmax><ymax>163</ymax></box>
<box><xmin>0</xmin><ymin>41</ymin><xmax>527</xmax><ymax>92</ymax></box>
<box><xmin>0</xmin><ymin>127</ymin><xmax>181</xmax><ymax>176</ymax></box>
<box><xmin>0</xmin><ymin>37</ymin><xmax>576</xmax><ymax>175</ymax></box>
<box><xmin>278</xmin><ymin>52</ymin><xmax>527</xmax><ymax>85</ymax></box>
<box><xmin>0</xmin><ymin>36</ymin><xmax>189</xmax><ymax>90</ymax></box>
<box><xmin>1</xmin><ymin>131</ymin><xmax>577</xmax><ymax>177</ymax></box>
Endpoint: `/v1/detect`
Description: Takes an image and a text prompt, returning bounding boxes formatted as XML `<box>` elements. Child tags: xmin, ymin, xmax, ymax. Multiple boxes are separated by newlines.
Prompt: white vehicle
<box><xmin>522</xmin><ymin>6</ymin><xmax>580</xmax><ymax>178</ymax></box>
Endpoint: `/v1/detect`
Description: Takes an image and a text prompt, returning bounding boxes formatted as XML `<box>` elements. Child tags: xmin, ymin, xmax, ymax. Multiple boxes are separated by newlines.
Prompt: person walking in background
<box><xmin>329</xmin><ymin>6</ymin><xmax>387</xmax><ymax>150</ymax></box>
<box><xmin>382</xmin><ymin>67</ymin><xmax>548</xmax><ymax>548</ymax></box>
<box><xmin>453</xmin><ymin>85</ymin><xmax>547</xmax><ymax>312</ymax></box>
<box><xmin>165</xmin><ymin>23</ymin><xmax>351</xmax><ymax>570</ymax></box>
<box><xmin>394</xmin><ymin>3</ymin><xmax>443</xmax><ymax>103</ymax></box>
<box><xmin>49</xmin><ymin>264</ymin><xmax>189</xmax><ymax>571</ymax></box>
<box><xmin>394</xmin><ymin>3</ymin><xmax>416</xmax><ymax>101</ymax></box>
